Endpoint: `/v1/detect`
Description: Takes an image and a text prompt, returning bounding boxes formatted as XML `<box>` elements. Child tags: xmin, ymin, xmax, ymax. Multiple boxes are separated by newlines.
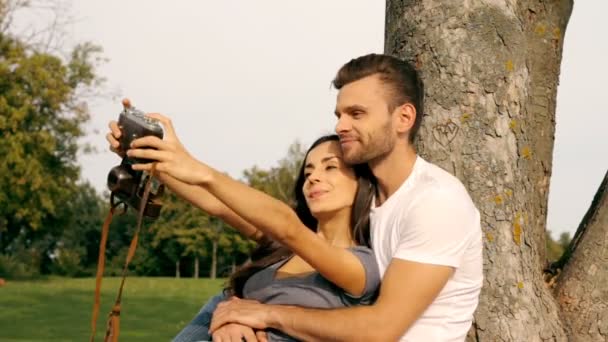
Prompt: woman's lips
<box><xmin>307</xmin><ymin>190</ymin><xmax>328</xmax><ymax>200</ymax></box>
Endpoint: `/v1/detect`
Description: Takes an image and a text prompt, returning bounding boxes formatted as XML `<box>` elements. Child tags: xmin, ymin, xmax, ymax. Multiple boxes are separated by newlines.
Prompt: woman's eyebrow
<box><xmin>305</xmin><ymin>155</ymin><xmax>340</xmax><ymax>169</ymax></box>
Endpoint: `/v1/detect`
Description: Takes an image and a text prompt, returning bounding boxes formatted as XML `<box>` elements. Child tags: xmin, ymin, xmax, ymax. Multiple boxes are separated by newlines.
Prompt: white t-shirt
<box><xmin>370</xmin><ymin>156</ymin><xmax>483</xmax><ymax>342</ymax></box>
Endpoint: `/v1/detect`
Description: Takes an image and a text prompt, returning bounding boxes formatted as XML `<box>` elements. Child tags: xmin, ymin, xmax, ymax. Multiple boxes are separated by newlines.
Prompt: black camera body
<box><xmin>107</xmin><ymin>105</ymin><xmax>164</xmax><ymax>218</ymax></box>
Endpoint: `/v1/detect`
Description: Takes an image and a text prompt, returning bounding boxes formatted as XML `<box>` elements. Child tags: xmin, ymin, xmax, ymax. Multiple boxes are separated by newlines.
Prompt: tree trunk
<box><xmin>175</xmin><ymin>259</ymin><xmax>180</xmax><ymax>279</ymax></box>
<box><xmin>385</xmin><ymin>0</ymin><xmax>587</xmax><ymax>340</ymax></box>
<box><xmin>210</xmin><ymin>239</ymin><xmax>218</xmax><ymax>280</ymax></box>
<box><xmin>194</xmin><ymin>256</ymin><xmax>200</xmax><ymax>279</ymax></box>
<box><xmin>554</xmin><ymin>170</ymin><xmax>608</xmax><ymax>340</ymax></box>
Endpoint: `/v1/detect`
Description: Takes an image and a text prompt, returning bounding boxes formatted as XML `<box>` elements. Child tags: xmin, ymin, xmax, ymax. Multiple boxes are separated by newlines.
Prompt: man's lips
<box><xmin>339</xmin><ymin>137</ymin><xmax>358</xmax><ymax>145</ymax></box>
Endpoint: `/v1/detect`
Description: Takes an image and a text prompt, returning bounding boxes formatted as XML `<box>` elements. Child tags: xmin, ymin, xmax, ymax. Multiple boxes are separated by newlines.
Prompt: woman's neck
<box><xmin>315</xmin><ymin>208</ymin><xmax>354</xmax><ymax>248</ymax></box>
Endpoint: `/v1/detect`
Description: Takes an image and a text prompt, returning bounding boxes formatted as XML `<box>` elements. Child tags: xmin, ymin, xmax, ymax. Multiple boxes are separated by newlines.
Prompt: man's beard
<box><xmin>344</xmin><ymin>121</ymin><xmax>395</xmax><ymax>165</ymax></box>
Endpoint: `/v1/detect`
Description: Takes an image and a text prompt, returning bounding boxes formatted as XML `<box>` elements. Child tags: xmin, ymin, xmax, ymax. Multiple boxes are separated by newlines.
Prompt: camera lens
<box><xmin>107</xmin><ymin>165</ymin><xmax>136</xmax><ymax>195</ymax></box>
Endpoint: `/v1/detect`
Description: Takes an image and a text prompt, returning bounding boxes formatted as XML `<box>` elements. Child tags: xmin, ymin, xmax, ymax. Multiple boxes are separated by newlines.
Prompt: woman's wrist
<box><xmin>194</xmin><ymin>161</ymin><xmax>215</xmax><ymax>186</ymax></box>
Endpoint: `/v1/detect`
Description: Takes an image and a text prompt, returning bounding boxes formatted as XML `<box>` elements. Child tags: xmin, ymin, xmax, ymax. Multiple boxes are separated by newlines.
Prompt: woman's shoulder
<box><xmin>347</xmin><ymin>245</ymin><xmax>375</xmax><ymax>259</ymax></box>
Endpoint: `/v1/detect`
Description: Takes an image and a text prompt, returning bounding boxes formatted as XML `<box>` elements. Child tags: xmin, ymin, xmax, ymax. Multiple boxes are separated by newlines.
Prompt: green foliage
<box><xmin>0</xmin><ymin>29</ymin><xmax>103</xmax><ymax>255</ymax></box>
<box><xmin>243</xmin><ymin>140</ymin><xmax>305</xmax><ymax>206</ymax></box>
<box><xmin>150</xmin><ymin>191</ymin><xmax>209</xmax><ymax>260</ymax></box>
<box><xmin>0</xmin><ymin>253</ymin><xmax>38</xmax><ymax>279</ymax></box>
<box><xmin>50</xmin><ymin>246</ymin><xmax>87</xmax><ymax>277</ymax></box>
<box><xmin>546</xmin><ymin>231</ymin><xmax>572</xmax><ymax>262</ymax></box>
<box><xmin>0</xmin><ymin>15</ymin><xmax>305</xmax><ymax>279</ymax></box>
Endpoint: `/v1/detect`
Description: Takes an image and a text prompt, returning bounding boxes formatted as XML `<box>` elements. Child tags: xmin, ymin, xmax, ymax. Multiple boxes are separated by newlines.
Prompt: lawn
<box><xmin>0</xmin><ymin>277</ymin><xmax>225</xmax><ymax>341</ymax></box>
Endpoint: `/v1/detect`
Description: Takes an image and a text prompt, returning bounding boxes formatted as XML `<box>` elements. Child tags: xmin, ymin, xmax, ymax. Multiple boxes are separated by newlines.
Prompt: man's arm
<box><xmin>211</xmin><ymin>258</ymin><xmax>454</xmax><ymax>341</ymax></box>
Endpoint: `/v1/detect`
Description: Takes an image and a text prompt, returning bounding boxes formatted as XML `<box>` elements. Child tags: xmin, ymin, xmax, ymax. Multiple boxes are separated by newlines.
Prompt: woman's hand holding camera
<box><xmin>105</xmin><ymin>99</ymin><xmax>213</xmax><ymax>186</ymax></box>
<box><xmin>125</xmin><ymin>113</ymin><xmax>214</xmax><ymax>186</ymax></box>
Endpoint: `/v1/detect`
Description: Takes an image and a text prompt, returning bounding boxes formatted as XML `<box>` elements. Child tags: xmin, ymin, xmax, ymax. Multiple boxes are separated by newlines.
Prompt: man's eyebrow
<box><xmin>304</xmin><ymin>155</ymin><xmax>340</xmax><ymax>169</ymax></box>
<box><xmin>334</xmin><ymin>104</ymin><xmax>368</xmax><ymax>116</ymax></box>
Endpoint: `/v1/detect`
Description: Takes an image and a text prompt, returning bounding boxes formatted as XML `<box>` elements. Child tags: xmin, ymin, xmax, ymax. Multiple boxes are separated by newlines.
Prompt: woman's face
<box><xmin>302</xmin><ymin>141</ymin><xmax>358</xmax><ymax>218</ymax></box>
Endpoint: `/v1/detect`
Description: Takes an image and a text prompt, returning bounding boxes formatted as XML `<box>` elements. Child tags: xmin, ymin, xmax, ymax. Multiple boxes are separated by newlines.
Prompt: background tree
<box><xmin>386</xmin><ymin>0</ymin><xmax>606</xmax><ymax>340</ymax></box>
<box><xmin>49</xmin><ymin>181</ymin><xmax>105</xmax><ymax>276</ymax></box>
<box><xmin>145</xmin><ymin>141</ymin><xmax>305</xmax><ymax>279</ymax></box>
<box><xmin>546</xmin><ymin>231</ymin><xmax>571</xmax><ymax>262</ymax></box>
<box><xmin>0</xmin><ymin>0</ymin><xmax>104</xmax><ymax>277</ymax></box>
<box><xmin>149</xmin><ymin>191</ymin><xmax>200</xmax><ymax>278</ymax></box>
<box><xmin>243</xmin><ymin>140</ymin><xmax>305</xmax><ymax>206</ymax></box>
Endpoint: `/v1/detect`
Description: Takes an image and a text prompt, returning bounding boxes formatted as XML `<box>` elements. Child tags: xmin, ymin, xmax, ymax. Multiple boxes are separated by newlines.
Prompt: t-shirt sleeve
<box><xmin>340</xmin><ymin>246</ymin><xmax>381</xmax><ymax>305</ymax></box>
<box><xmin>393</xmin><ymin>185</ymin><xmax>480</xmax><ymax>268</ymax></box>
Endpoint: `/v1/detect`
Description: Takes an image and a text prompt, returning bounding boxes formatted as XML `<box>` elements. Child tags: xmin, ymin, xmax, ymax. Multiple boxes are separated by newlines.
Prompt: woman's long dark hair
<box><xmin>227</xmin><ymin>134</ymin><xmax>376</xmax><ymax>297</ymax></box>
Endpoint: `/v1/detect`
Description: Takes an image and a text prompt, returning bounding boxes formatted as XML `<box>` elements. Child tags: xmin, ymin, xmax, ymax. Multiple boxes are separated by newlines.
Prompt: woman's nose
<box><xmin>307</xmin><ymin>171</ymin><xmax>322</xmax><ymax>184</ymax></box>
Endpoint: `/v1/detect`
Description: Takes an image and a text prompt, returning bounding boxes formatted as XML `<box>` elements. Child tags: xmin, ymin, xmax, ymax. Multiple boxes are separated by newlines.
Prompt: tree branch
<box><xmin>553</xmin><ymin>169</ymin><xmax>608</xmax><ymax>340</ymax></box>
<box><xmin>554</xmin><ymin>169</ymin><xmax>608</xmax><ymax>272</ymax></box>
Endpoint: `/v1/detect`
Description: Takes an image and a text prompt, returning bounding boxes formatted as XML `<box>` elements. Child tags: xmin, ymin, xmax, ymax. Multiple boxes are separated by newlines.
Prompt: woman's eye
<box><xmin>326</xmin><ymin>165</ymin><xmax>337</xmax><ymax>170</ymax></box>
<box><xmin>304</xmin><ymin>173</ymin><xmax>311</xmax><ymax>178</ymax></box>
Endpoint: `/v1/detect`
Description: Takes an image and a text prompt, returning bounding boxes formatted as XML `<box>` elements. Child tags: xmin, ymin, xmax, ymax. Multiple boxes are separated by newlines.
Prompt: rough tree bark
<box><xmin>385</xmin><ymin>0</ymin><xmax>605</xmax><ymax>340</ymax></box>
<box><xmin>554</xmin><ymin>170</ymin><xmax>608</xmax><ymax>339</ymax></box>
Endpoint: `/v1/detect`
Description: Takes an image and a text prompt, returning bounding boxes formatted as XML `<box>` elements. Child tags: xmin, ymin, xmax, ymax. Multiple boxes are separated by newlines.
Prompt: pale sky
<box><xmin>13</xmin><ymin>1</ymin><xmax>608</xmax><ymax>237</ymax></box>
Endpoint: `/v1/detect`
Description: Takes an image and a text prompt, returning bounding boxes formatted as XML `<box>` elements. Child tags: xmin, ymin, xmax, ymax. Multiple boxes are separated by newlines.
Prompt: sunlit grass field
<box><xmin>0</xmin><ymin>277</ymin><xmax>224</xmax><ymax>341</ymax></box>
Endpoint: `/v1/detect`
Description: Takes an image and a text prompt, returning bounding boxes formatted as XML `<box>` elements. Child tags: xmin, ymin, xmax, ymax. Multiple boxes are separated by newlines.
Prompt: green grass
<box><xmin>0</xmin><ymin>277</ymin><xmax>225</xmax><ymax>341</ymax></box>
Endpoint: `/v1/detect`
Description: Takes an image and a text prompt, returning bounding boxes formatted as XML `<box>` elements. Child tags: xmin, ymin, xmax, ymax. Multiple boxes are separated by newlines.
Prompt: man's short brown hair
<box><xmin>333</xmin><ymin>54</ymin><xmax>424</xmax><ymax>143</ymax></box>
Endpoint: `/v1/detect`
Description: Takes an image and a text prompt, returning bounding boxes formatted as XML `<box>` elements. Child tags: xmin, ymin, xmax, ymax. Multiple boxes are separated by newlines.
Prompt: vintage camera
<box><xmin>107</xmin><ymin>103</ymin><xmax>165</xmax><ymax>218</ymax></box>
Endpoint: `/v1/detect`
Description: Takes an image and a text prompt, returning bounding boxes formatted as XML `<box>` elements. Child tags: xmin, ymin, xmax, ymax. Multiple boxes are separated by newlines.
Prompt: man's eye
<box><xmin>326</xmin><ymin>165</ymin><xmax>337</xmax><ymax>170</ymax></box>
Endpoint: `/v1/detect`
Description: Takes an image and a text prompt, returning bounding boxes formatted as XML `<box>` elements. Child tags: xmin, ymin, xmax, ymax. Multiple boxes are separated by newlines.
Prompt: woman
<box><xmin>108</xmin><ymin>112</ymin><xmax>379</xmax><ymax>341</ymax></box>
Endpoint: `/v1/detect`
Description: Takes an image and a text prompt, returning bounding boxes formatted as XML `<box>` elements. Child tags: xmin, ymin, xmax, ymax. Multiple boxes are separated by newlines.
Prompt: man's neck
<box><xmin>369</xmin><ymin>143</ymin><xmax>417</xmax><ymax>205</ymax></box>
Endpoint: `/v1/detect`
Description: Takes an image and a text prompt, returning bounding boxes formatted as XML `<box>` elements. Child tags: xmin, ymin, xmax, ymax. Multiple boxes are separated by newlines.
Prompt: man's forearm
<box><xmin>266</xmin><ymin>305</ymin><xmax>398</xmax><ymax>342</ymax></box>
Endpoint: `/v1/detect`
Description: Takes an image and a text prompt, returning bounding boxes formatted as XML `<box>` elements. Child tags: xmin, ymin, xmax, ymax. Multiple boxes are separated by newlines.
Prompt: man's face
<box><xmin>334</xmin><ymin>75</ymin><xmax>397</xmax><ymax>165</ymax></box>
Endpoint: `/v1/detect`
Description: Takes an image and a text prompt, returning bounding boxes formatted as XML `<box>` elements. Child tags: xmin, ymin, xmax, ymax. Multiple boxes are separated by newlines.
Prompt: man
<box><xmin>208</xmin><ymin>54</ymin><xmax>483</xmax><ymax>341</ymax></box>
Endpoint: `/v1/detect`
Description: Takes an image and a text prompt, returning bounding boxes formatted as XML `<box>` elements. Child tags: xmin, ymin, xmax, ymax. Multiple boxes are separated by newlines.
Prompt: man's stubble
<box><xmin>343</xmin><ymin>119</ymin><xmax>395</xmax><ymax>166</ymax></box>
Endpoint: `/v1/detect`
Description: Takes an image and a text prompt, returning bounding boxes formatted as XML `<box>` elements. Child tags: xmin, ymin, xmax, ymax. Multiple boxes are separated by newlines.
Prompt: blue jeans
<box><xmin>172</xmin><ymin>292</ymin><xmax>227</xmax><ymax>342</ymax></box>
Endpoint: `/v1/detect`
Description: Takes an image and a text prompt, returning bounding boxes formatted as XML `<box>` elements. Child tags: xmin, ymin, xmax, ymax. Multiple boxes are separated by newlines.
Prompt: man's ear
<box><xmin>394</xmin><ymin>103</ymin><xmax>416</xmax><ymax>134</ymax></box>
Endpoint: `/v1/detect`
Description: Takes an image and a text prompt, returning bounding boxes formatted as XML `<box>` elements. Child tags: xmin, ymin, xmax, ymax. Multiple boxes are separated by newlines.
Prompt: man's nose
<box><xmin>335</xmin><ymin>115</ymin><xmax>352</xmax><ymax>134</ymax></box>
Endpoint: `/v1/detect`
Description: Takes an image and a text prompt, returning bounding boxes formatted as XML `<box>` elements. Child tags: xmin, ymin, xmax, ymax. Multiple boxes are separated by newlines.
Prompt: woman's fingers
<box><xmin>131</xmin><ymin>162</ymin><xmax>155</xmax><ymax>172</ymax></box>
<box><xmin>127</xmin><ymin>148</ymin><xmax>171</xmax><ymax>162</ymax></box>
<box><xmin>106</xmin><ymin>132</ymin><xmax>119</xmax><ymax>149</ymax></box>
<box><xmin>255</xmin><ymin>330</ymin><xmax>268</xmax><ymax>342</ymax></box>
<box><xmin>130</xmin><ymin>136</ymin><xmax>166</xmax><ymax>150</ymax></box>
<box><xmin>242</xmin><ymin>327</ymin><xmax>258</xmax><ymax>342</ymax></box>
<box><xmin>146</xmin><ymin>113</ymin><xmax>177</xmax><ymax>138</ymax></box>
<box><xmin>122</xmin><ymin>98</ymin><xmax>131</xmax><ymax>108</ymax></box>
<box><xmin>106</xmin><ymin>131</ymin><xmax>126</xmax><ymax>157</ymax></box>
<box><xmin>109</xmin><ymin>120</ymin><xmax>121</xmax><ymax>139</ymax></box>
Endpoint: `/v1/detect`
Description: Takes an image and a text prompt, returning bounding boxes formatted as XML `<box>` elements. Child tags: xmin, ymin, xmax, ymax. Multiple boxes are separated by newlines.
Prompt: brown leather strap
<box><xmin>90</xmin><ymin>205</ymin><xmax>116</xmax><ymax>342</ymax></box>
<box><xmin>91</xmin><ymin>165</ymin><xmax>157</xmax><ymax>342</ymax></box>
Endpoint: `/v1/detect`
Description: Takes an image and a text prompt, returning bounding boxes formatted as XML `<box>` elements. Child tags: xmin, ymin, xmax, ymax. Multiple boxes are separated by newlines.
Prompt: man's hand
<box><xmin>211</xmin><ymin>323</ymin><xmax>266</xmax><ymax>342</ymax></box>
<box><xmin>210</xmin><ymin>297</ymin><xmax>271</xmax><ymax>333</ymax></box>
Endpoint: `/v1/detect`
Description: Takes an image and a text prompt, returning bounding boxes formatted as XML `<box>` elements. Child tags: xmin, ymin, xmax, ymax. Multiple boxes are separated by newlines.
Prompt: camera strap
<box><xmin>89</xmin><ymin>164</ymin><xmax>157</xmax><ymax>342</ymax></box>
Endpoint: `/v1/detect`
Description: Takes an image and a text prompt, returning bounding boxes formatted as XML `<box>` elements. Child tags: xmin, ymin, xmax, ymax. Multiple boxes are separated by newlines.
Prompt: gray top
<box><xmin>242</xmin><ymin>246</ymin><xmax>381</xmax><ymax>342</ymax></box>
